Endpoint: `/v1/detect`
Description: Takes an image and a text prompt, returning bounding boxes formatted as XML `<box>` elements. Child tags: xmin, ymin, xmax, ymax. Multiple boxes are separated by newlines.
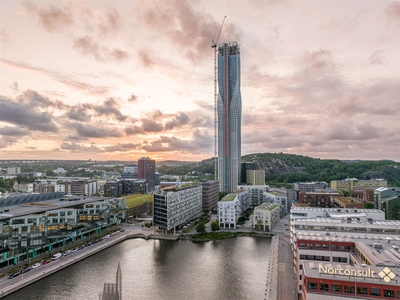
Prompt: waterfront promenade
<box><xmin>0</xmin><ymin>224</ymin><xmax>176</xmax><ymax>298</ymax></box>
<box><xmin>270</xmin><ymin>215</ymin><xmax>297</xmax><ymax>300</ymax></box>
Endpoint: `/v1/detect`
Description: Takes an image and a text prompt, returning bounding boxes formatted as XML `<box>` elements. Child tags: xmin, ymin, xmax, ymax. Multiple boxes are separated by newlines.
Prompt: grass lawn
<box><xmin>121</xmin><ymin>194</ymin><xmax>153</xmax><ymax>208</ymax></box>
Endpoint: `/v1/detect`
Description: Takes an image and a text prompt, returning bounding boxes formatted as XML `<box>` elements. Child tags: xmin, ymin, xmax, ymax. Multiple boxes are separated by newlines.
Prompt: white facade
<box><xmin>253</xmin><ymin>203</ymin><xmax>281</xmax><ymax>231</ymax></box>
<box><xmin>264</xmin><ymin>191</ymin><xmax>288</xmax><ymax>214</ymax></box>
<box><xmin>123</xmin><ymin>165</ymin><xmax>138</xmax><ymax>174</ymax></box>
<box><xmin>84</xmin><ymin>180</ymin><xmax>98</xmax><ymax>196</ymax></box>
<box><xmin>218</xmin><ymin>191</ymin><xmax>250</xmax><ymax>229</ymax></box>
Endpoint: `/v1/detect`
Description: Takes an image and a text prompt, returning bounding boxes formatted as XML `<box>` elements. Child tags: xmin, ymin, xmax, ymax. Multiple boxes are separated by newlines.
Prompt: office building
<box><xmin>331</xmin><ymin>178</ymin><xmax>387</xmax><ymax>192</ymax></box>
<box><xmin>375</xmin><ymin>187</ymin><xmax>400</xmax><ymax>220</ymax></box>
<box><xmin>240</xmin><ymin>162</ymin><xmax>257</xmax><ymax>184</ymax></box>
<box><xmin>0</xmin><ymin>197</ymin><xmax>126</xmax><ymax>268</ymax></box>
<box><xmin>294</xmin><ymin>182</ymin><xmax>329</xmax><ymax>192</ymax></box>
<box><xmin>246</xmin><ymin>169</ymin><xmax>265</xmax><ymax>185</ymax></box>
<box><xmin>290</xmin><ymin>206</ymin><xmax>400</xmax><ymax>298</ymax></box>
<box><xmin>217</xmin><ymin>41</ymin><xmax>242</xmax><ymax>193</ymax></box>
<box><xmin>200</xmin><ymin>180</ymin><xmax>219</xmax><ymax>213</ymax></box>
<box><xmin>153</xmin><ymin>183</ymin><xmax>202</xmax><ymax>232</ymax></box>
<box><xmin>138</xmin><ymin>157</ymin><xmax>156</xmax><ymax>192</ymax></box>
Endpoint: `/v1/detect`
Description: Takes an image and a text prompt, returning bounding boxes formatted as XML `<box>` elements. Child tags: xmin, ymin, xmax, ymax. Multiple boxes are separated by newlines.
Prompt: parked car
<box><xmin>42</xmin><ymin>259</ymin><xmax>51</xmax><ymax>265</ymax></box>
<box><xmin>8</xmin><ymin>271</ymin><xmax>20</xmax><ymax>279</ymax></box>
<box><xmin>32</xmin><ymin>263</ymin><xmax>41</xmax><ymax>269</ymax></box>
<box><xmin>22</xmin><ymin>267</ymin><xmax>32</xmax><ymax>273</ymax></box>
<box><xmin>51</xmin><ymin>252</ymin><xmax>63</xmax><ymax>260</ymax></box>
<box><xmin>63</xmin><ymin>250</ymin><xmax>73</xmax><ymax>256</ymax></box>
<box><xmin>78</xmin><ymin>246</ymin><xmax>85</xmax><ymax>250</ymax></box>
<box><xmin>104</xmin><ymin>235</ymin><xmax>110</xmax><ymax>239</ymax></box>
<box><xmin>72</xmin><ymin>247</ymin><xmax>78</xmax><ymax>252</ymax></box>
<box><xmin>120</xmin><ymin>229</ymin><xmax>125</xmax><ymax>232</ymax></box>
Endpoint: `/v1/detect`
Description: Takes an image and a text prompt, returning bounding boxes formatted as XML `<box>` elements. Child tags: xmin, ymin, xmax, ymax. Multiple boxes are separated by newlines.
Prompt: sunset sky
<box><xmin>1</xmin><ymin>0</ymin><xmax>400</xmax><ymax>162</ymax></box>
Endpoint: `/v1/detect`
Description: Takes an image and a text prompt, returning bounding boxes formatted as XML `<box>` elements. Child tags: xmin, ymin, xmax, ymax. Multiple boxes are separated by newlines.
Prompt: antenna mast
<box><xmin>211</xmin><ymin>16</ymin><xmax>226</xmax><ymax>181</ymax></box>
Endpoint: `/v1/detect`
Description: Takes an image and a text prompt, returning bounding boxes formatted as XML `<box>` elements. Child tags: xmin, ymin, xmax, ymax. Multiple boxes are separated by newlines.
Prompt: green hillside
<box><xmin>156</xmin><ymin>153</ymin><xmax>400</xmax><ymax>186</ymax></box>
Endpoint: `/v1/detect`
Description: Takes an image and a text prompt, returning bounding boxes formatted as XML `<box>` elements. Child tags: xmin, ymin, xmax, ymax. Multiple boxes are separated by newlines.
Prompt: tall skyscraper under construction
<box><xmin>217</xmin><ymin>41</ymin><xmax>242</xmax><ymax>192</ymax></box>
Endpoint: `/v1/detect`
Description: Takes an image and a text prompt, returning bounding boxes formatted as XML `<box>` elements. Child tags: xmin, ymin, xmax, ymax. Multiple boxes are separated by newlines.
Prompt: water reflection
<box><xmin>4</xmin><ymin>237</ymin><xmax>271</xmax><ymax>300</ymax></box>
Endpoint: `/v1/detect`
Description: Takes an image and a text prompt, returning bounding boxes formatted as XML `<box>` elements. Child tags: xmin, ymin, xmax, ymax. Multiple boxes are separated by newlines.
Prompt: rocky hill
<box><xmin>157</xmin><ymin>153</ymin><xmax>400</xmax><ymax>186</ymax></box>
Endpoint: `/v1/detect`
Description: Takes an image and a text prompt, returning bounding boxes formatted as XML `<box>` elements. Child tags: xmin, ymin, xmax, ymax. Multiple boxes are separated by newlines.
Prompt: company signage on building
<box><xmin>319</xmin><ymin>265</ymin><xmax>395</xmax><ymax>283</ymax></box>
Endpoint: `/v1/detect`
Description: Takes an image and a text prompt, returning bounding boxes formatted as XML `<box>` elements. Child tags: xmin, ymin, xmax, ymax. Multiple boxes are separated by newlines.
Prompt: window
<box><xmin>307</xmin><ymin>282</ymin><xmax>317</xmax><ymax>290</ymax></box>
<box><xmin>340</xmin><ymin>257</ymin><xmax>348</xmax><ymax>263</ymax></box>
<box><xmin>299</xmin><ymin>254</ymin><xmax>306</xmax><ymax>260</ymax></box>
<box><xmin>333</xmin><ymin>257</ymin><xmax>340</xmax><ymax>262</ymax></box>
<box><xmin>332</xmin><ymin>284</ymin><xmax>342</xmax><ymax>292</ymax></box>
<box><xmin>320</xmin><ymin>283</ymin><xmax>329</xmax><ymax>292</ymax></box>
<box><xmin>340</xmin><ymin>245</ymin><xmax>345</xmax><ymax>250</ymax></box>
<box><xmin>370</xmin><ymin>288</ymin><xmax>380</xmax><ymax>297</ymax></box>
<box><xmin>383</xmin><ymin>290</ymin><xmax>394</xmax><ymax>298</ymax></box>
<box><xmin>357</xmin><ymin>287</ymin><xmax>368</xmax><ymax>295</ymax></box>
<box><xmin>344</xmin><ymin>286</ymin><xmax>354</xmax><ymax>294</ymax></box>
<box><xmin>332</xmin><ymin>245</ymin><xmax>337</xmax><ymax>250</ymax></box>
<box><xmin>299</xmin><ymin>264</ymin><xmax>303</xmax><ymax>270</ymax></box>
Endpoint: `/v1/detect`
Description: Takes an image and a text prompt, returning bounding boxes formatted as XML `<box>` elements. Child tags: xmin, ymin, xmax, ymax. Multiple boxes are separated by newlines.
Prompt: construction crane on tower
<box><xmin>211</xmin><ymin>16</ymin><xmax>226</xmax><ymax>181</ymax></box>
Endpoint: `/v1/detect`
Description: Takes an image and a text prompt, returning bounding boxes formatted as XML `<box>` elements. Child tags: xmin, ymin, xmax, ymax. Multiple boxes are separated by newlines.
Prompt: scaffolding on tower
<box><xmin>211</xmin><ymin>16</ymin><xmax>226</xmax><ymax>181</ymax></box>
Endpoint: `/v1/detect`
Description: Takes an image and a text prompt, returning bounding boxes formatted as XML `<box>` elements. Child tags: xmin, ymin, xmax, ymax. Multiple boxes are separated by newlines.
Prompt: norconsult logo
<box><xmin>318</xmin><ymin>265</ymin><xmax>376</xmax><ymax>278</ymax></box>
<box><xmin>379</xmin><ymin>267</ymin><xmax>396</xmax><ymax>283</ymax></box>
<box><xmin>319</xmin><ymin>265</ymin><xmax>396</xmax><ymax>283</ymax></box>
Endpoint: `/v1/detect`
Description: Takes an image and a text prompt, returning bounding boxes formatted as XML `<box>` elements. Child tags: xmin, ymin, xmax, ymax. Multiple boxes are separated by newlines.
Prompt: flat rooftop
<box><xmin>255</xmin><ymin>203</ymin><xmax>279</xmax><ymax>211</ymax></box>
<box><xmin>303</xmin><ymin>262</ymin><xmax>400</xmax><ymax>286</ymax></box>
<box><xmin>0</xmin><ymin>196</ymin><xmax>113</xmax><ymax>220</ymax></box>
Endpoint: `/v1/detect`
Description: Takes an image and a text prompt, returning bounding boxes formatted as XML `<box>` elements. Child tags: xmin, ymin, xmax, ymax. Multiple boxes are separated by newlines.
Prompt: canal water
<box><xmin>4</xmin><ymin>237</ymin><xmax>271</xmax><ymax>300</ymax></box>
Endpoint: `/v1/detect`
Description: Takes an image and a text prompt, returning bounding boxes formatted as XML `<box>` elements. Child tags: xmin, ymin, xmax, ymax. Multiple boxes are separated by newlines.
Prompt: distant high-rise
<box><xmin>138</xmin><ymin>157</ymin><xmax>156</xmax><ymax>192</ymax></box>
<box><xmin>217</xmin><ymin>41</ymin><xmax>242</xmax><ymax>192</ymax></box>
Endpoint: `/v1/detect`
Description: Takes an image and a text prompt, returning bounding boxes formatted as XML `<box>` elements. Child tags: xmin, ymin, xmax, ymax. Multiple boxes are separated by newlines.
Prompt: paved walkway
<box><xmin>272</xmin><ymin>215</ymin><xmax>297</xmax><ymax>300</ymax></box>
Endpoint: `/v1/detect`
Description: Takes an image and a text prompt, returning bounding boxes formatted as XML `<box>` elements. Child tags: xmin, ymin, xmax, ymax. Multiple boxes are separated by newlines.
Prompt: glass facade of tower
<box><xmin>217</xmin><ymin>41</ymin><xmax>242</xmax><ymax>192</ymax></box>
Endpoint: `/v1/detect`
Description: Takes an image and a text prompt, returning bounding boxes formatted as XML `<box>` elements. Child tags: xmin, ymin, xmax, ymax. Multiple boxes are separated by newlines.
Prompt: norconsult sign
<box><xmin>319</xmin><ymin>265</ymin><xmax>396</xmax><ymax>283</ymax></box>
<box><xmin>319</xmin><ymin>265</ymin><xmax>375</xmax><ymax>278</ymax></box>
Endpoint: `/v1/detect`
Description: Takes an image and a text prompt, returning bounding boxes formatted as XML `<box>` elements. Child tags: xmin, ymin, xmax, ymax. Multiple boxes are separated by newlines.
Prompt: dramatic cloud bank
<box><xmin>0</xmin><ymin>0</ymin><xmax>399</xmax><ymax>161</ymax></box>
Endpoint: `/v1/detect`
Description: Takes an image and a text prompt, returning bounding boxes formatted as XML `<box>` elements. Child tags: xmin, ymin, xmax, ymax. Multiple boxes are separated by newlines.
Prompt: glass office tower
<box><xmin>217</xmin><ymin>41</ymin><xmax>242</xmax><ymax>192</ymax></box>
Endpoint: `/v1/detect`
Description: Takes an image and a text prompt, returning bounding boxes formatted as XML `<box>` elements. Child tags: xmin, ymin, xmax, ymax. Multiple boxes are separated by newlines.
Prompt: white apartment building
<box><xmin>84</xmin><ymin>180</ymin><xmax>98</xmax><ymax>196</ymax></box>
<box><xmin>252</xmin><ymin>203</ymin><xmax>281</xmax><ymax>231</ymax></box>
<box><xmin>218</xmin><ymin>191</ymin><xmax>250</xmax><ymax>229</ymax></box>
<box><xmin>153</xmin><ymin>183</ymin><xmax>202</xmax><ymax>232</ymax></box>
<box><xmin>264</xmin><ymin>191</ymin><xmax>288</xmax><ymax>214</ymax></box>
<box><xmin>238</xmin><ymin>185</ymin><xmax>269</xmax><ymax>206</ymax></box>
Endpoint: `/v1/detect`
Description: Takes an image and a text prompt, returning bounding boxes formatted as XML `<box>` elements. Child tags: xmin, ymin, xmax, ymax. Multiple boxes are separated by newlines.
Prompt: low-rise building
<box><xmin>330</xmin><ymin>195</ymin><xmax>365</xmax><ymax>209</ymax></box>
<box><xmin>294</xmin><ymin>182</ymin><xmax>329</xmax><ymax>192</ymax></box>
<box><xmin>331</xmin><ymin>178</ymin><xmax>387</xmax><ymax>192</ymax></box>
<box><xmin>299</xmin><ymin>191</ymin><xmax>342</xmax><ymax>208</ymax></box>
<box><xmin>252</xmin><ymin>203</ymin><xmax>280</xmax><ymax>231</ymax></box>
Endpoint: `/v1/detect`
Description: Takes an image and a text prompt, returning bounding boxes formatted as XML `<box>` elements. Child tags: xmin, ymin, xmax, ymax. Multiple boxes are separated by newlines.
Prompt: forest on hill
<box><xmin>156</xmin><ymin>153</ymin><xmax>400</xmax><ymax>186</ymax></box>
